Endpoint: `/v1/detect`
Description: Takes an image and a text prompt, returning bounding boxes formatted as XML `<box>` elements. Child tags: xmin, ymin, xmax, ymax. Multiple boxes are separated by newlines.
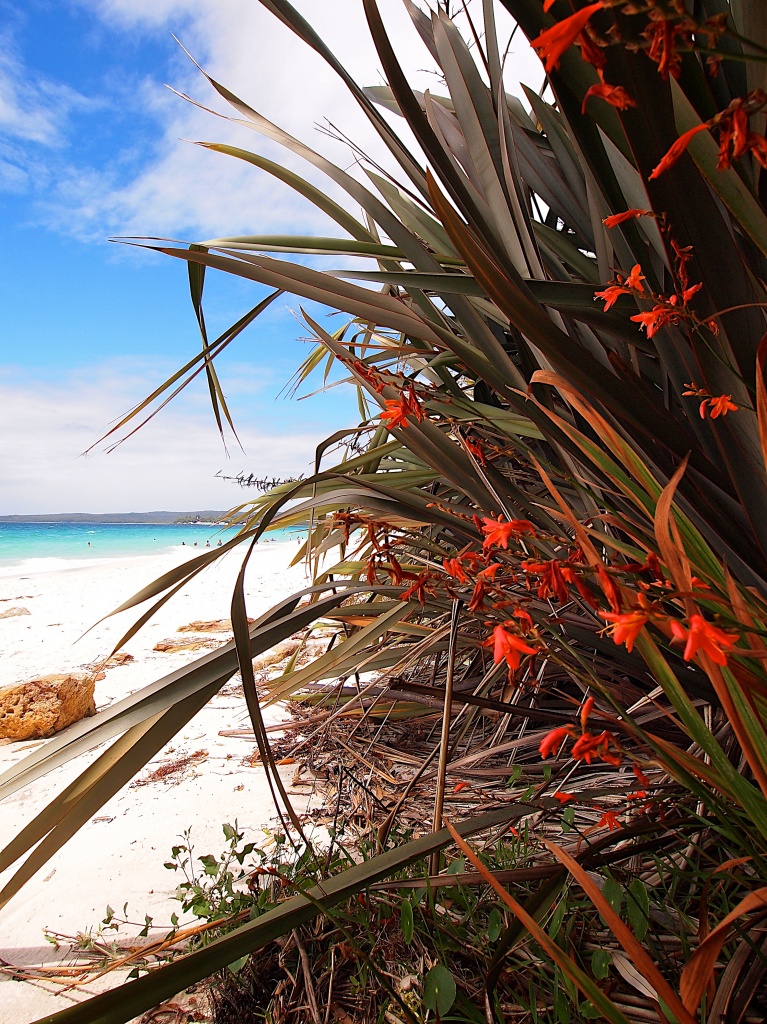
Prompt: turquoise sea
<box><xmin>0</xmin><ymin>522</ymin><xmax>304</xmax><ymax>573</ymax></box>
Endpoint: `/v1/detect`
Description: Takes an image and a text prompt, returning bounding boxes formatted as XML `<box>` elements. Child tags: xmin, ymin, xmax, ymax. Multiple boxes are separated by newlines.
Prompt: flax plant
<box><xmin>5</xmin><ymin>1</ymin><xmax>767</xmax><ymax>1021</ymax></box>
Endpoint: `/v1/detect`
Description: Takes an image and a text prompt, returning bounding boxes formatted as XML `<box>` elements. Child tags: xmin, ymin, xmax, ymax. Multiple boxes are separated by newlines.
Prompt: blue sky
<box><xmin>1</xmin><ymin>0</ymin><xmax>541</xmax><ymax>514</ymax></box>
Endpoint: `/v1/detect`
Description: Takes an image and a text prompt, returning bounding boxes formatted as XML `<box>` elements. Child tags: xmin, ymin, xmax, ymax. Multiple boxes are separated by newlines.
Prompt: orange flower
<box><xmin>539</xmin><ymin>725</ymin><xmax>576</xmax><ymax>758</ymax></box>
<box><xmin>569</xmin><ymin>729</ymin><xmax>622</xmax><ymax>766</ymax></box>
<box><xmin>481</xmin><ymin>515</ymin><xmax>536</xmax><ymax>549</ymax></box>
<box><xmin>669</xmin><ymin>613</ymin><xmax>737</xmax><ymax>665</ymax></box>
<box><xmin>553</xmin><ymin>791</ymin><xmax>575</xmax><ymax>803</ymax></box>
<box><xmin>601</xmin><ymin>607</ymin><xmax>651</xmax><ymax>652</ymax></box>
<box><xmin>582</xmin><ymin>82</ymin><xmax>636</xmax><ymax>114</ymax></box>
<box><xmin>530</xmin><ymin>3</ymin><xmax>603</xmax><ymax>72</ymax></box>
<box><xmin>478</xmin><ymin>562</ymin><xmax>502</xmax><ymax>581</ymax></box>
<box><xmin>624</xmin><ymin>264</ymin><xmax>645</xmax><ymax>292</ymax></box>
<box><xmin>649</xmin><ymin>124</ymin><xmax>708</xmax><ymax>179</ymax></box>
<box><xmin>701</xmin><ymin>394</ymin><xmax>738</xmax><ymax>418</ymax></box>
<box><xmin>603</xmin><ymin>209</ymin><xmax>651</xmax><ymax>229</ymax></box>
<box><xmin>379</xmin><ymin>386</ymin><xmax>424</xmax><ymax>430</ymax></box>
<box><xmin>594</xmin><ymin>283</ymin><xmax>631</xmax><ymax>311</ymax></box>
<box><xmin>580</xmin><ymin>695</ymin><xmax>595</xmax><ymax>729</ymax></box>
<box><xmin>513</xmin><ymin>607</ymin><xmax>534</xmax><ymax>630</ymax></box>
<box><xmin>630</xmin><ymin>304</ymin><xmax>678</xmax><ymax>338</ymax></box>
<box><xmin>379</xmin><ymin>398</ymin><xmax>410</xmax><ymax>430</ymax></box>
<box><xmin>522</xmin><ymin>559</ymin><xmax>569</xmax><ymax>604</ymax></box>
<box><xmin>595</xmin><ymin>264</ymin><xmax>644</xmax><ymax>311</ymax></box>
<box><xmin>633</xmin><ymin>763</ymin><xmax>650</xmax><ymax>787</ymax></box>
<box><xmin>485</xmin><ymin>624</ymin><xmax>537</xmax><ymax>670</ymax></box>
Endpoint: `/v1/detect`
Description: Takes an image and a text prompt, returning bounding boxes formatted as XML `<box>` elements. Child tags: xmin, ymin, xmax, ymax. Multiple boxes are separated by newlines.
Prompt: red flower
<box><xmin>577</xmin><ymin>28</ymin><xmax>606</xmax><ymax>72</ymax></box>
<box><xmin>522</xmin><ymin>559</ymin><xmax>569</xmax><ymax>604</ymax></box>
<box><xmin>560</xmin><ymin>564</ymin><xmax>600</xmax><ymax>609</ymax></box>
<box><xmin>582</xmin><ymin>82</ymin><xmax>636</xmax><ymax>114</ymax></box>
<box><xmin>644</xmin><ymin>17</ymin><xmax>686</xmax><ymax>80</ymax></box>
<box><xmin>603</xmin><ymin>209</ymin><xmax>651</xmax><ymax>229</ymax></box>
<box><xmin>649</xmin><ymin>124</ymin><xmax>708</xmax><ymax>179</ymax></box>
<box><xmin>401</xmin><ymin>571</ymin><xmax>433</xmax><ymax>605</ymax></box>
<box><xmin>597</xmin><ymin>565</ymin><xmax>622</xmax><ymax>612</ymax></box>
<box><xmin>553</xmin><ymin>791</ymin><xmax>575</xmax><ymax>803</ymax></box>
<box><xmin>530</xmin><ymin>3</ymin><xmax>603</xmax><ymax>73</ymax></box>
<box><xmin>468</xmin><ymin>580</ymin><xmax>489</xmax><ymax>613</ymax></box>
<box><xmin>669</xmin><ymin>613</ymin><xmax>737</xmax><ymax>665</ymax></box>
<box><xmin>351</xmin><ymin>360</ymin><xmax>385</xmax><ymax>393</ymax></box>
<box><xmin>485</xmin><ymin>624</ymin><xmax>537</xmax><ymax>670</ymax></box>
<box><xmin>539</xmin><ymin>725</ymin><xmax>576</xmax><ymax>759</ymax></box>
<box><xmin>464</xmin><ymin>436</ymin><xmax>488</xmax><ymax>466</ymax></box>
<box><xmin>601</xmin><ymin>608</ymin><xmax>650</xmax><ymax>652</ymax></box>
<box><xmin>481</xmin><ymin>516</ymin><xmax>536</xmax><ymax>549</ymax></box>
<box><xmin>747</xmin><ymin>132</ymin><xmax>767</xmax><ymax>169</ymax></box>
<box><xmin>595</xmin><ymin>809</ymin><xmax>622</xmax><ymax>831</ymax></box>
<box><xmin>717</xmin><ymin>104</ymin><xmax>750</xmax><ymax>170</ymax></box>
<box><xmin>443</xmin><ymin>557</ymin><xmax>469</xmax><ymax>583</ymax></box>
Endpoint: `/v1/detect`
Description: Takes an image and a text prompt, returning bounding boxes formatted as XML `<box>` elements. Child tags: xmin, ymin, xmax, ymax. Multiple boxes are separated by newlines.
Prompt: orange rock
<box><xmin>0</xmin><ymin>673</ymin><xmax>96</xmax><ymax>740</ymax></box>
<box><xmin>153</xmin><ymin>637</ymin><xmax>221</xmax><ymax>653</ymax></box>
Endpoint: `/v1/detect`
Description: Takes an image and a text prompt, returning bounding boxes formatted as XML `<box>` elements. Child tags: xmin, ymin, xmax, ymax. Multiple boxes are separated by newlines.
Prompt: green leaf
<box><xmin>547</xmin><ymin>899</ymin><xmax>567</xmax><ymax>939</ymax></box>
<box><xmin>580</xmin><ymin>1001</ymin><xmax>603</xmax><ymax>1018</ymax></box>
<box><xmin>626</xmin><ymin>880</ymin><xmax>650</xmax><ymax>943</ymax></box>
<box><xmin>591</xmin><ymin>949</ymin><xmax>611</xmax><ymax>981</ymax></box>
<box><xmin>33</xmin><ymin>806</ymin><xmax>522</xmax><ymax>1024</ymax></box>
<box><xmin>601</xmin><ymin>877</ymin><xmax>623</xmax><ymax>919</ymax></box>
<box><xmin>400</xmin><ymin>897</ymin><xmax>414</xmax><ymax>944</ymax></box>
<box><xmin>487</xmin><ymin>907</ymin><xmax>503</xmax><ymax>942</ymax></box>
<box><xmin>423</xmin><ymin>964</ymin><xmax>457</xmax><ymax>1017</ymax></box>
<box><xmin>554</xmin><ymin>987</ymin><xmax>571</xmax><ymax>1024</ymax></box>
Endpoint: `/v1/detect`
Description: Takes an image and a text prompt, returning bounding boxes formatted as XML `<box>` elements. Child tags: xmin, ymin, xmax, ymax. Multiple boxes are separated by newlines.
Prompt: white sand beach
<box><xmin>0</xmin><ymin>541</ymin><xmax>314</xmax><ymax>1023</ymax></box>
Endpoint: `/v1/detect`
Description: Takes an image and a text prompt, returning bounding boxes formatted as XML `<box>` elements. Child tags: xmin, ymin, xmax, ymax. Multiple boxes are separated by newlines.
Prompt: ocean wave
<box><xmin>0</xmin><ymin>555</ymin><xmax>119</xmax><ymax>577</ymax></box>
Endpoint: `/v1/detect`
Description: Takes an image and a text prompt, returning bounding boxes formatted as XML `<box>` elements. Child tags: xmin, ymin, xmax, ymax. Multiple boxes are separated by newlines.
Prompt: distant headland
<box><xmin>0</xmin><ymin>511</ymin><xmax>227</xmax><ymax>525</ymax></box>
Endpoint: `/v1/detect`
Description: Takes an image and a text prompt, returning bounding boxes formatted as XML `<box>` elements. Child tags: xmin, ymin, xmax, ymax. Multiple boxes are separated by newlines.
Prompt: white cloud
<box><xmin>0</xmin><ymin>360</ymin><xmax>344</xmax><ymax>514</ymax></box>
<box><xmin>46</xmin><ymin>0</ymin><xmax>544</xmax><ymax>242</ymax></box>
<box><xmin>0</xmin><ymin>53</ymin><xmax>89</xmax><ymax>148</ymax></box>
